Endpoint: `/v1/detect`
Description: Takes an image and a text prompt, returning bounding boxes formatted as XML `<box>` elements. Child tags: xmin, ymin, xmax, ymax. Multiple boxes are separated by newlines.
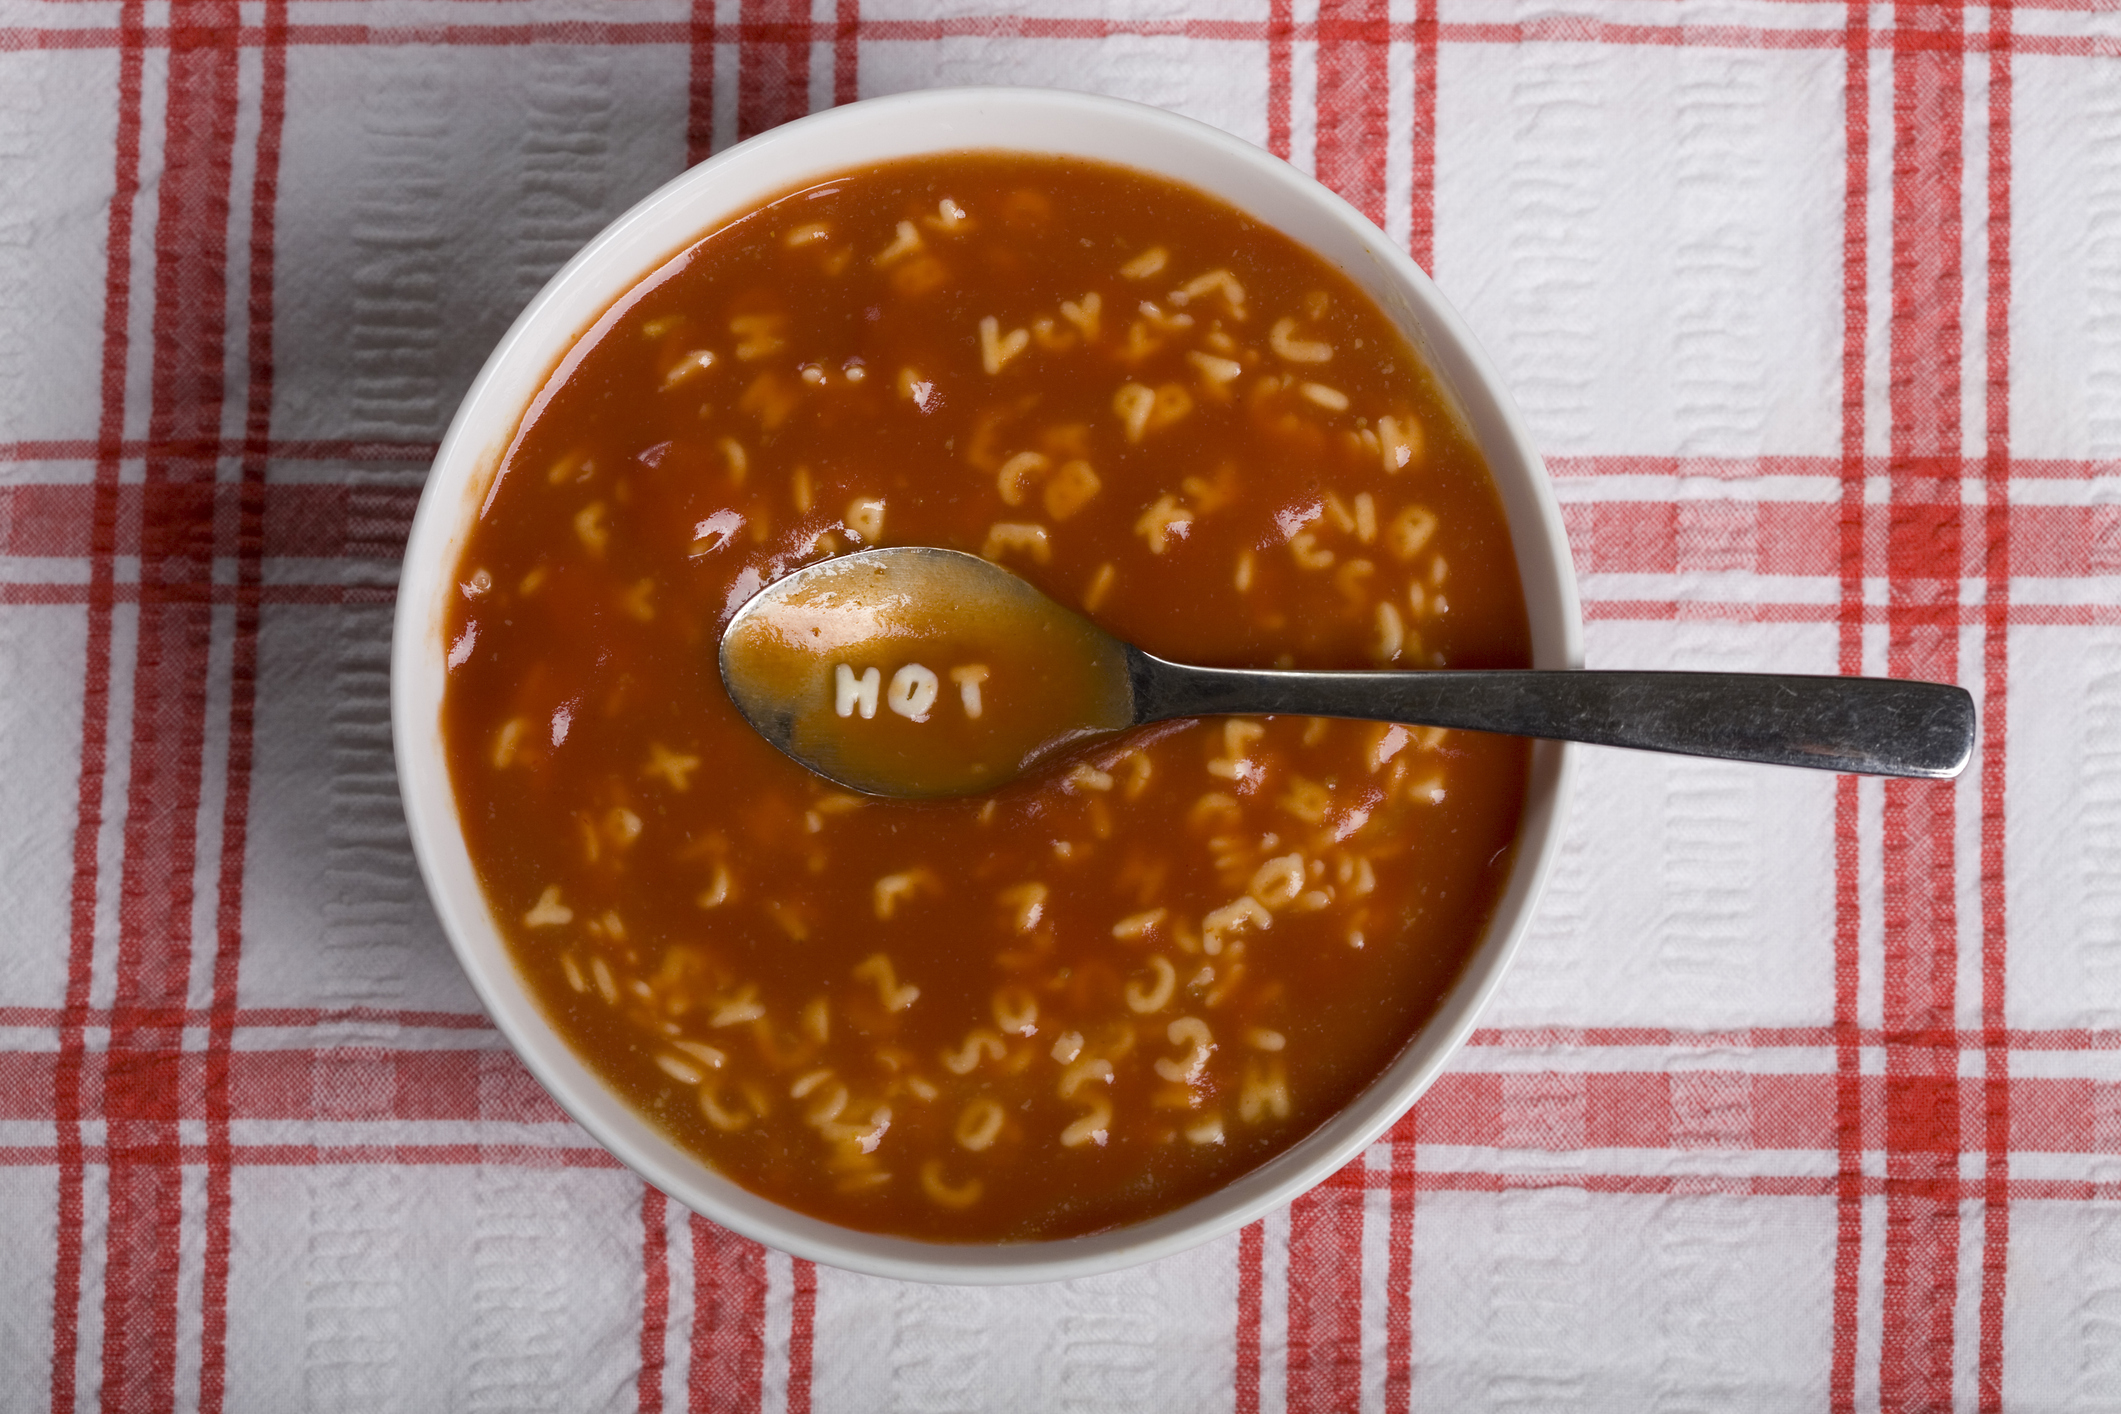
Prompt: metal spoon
<box><xmin>719</xmin><ymin>545</ymin><xmax>1975</xmax><ymax>799</ymax></box>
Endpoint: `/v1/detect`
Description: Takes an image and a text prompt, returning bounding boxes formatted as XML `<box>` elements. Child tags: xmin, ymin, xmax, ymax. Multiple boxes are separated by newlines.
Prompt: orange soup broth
<box><xmin>441</xmin><ymin>154</ymin><xmax>1532</xmax><ymax>1241</ymax></box>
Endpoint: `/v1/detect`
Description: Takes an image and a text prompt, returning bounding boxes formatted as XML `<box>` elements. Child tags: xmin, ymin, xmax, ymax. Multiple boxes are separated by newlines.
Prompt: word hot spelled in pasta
<box><xmin>441</xmin><ymin>154</ymin><xmax>1532</xmax><ymax>1240</ymax></box>
<box><xmin>719</xmin><ymin>546</ymin><xmax>1138</xmax><ymax>798</ymax></box>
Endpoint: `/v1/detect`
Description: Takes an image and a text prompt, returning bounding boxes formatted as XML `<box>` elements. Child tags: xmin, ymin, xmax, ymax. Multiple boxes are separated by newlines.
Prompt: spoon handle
<box><xmin>1127</xmin><ymin>655</ymin><xmax>1975</xmax><ymax>778</ymax></box>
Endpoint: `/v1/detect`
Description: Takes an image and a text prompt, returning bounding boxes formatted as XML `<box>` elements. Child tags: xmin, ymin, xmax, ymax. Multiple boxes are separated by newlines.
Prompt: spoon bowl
<box><xmin>721</xmin><ymin>546</ymin><xmax>1977</xmax><ymax>798</ymax></box>
<box><xmin>719</xmin><ymin>546</ymin><xmax>1132</xmax><ymax>797</ymax></box>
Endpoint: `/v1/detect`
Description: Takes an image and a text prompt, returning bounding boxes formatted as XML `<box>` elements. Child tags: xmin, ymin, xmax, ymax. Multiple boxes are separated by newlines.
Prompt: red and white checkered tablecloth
<box><xmin>2</xmin><ymin>0</ymin><xmax>2115</xmax><ymax>1409</ymax></box>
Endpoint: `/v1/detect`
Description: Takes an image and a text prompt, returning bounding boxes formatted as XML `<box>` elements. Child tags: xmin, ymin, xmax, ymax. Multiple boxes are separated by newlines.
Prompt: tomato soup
<box><xmin>440</xmin><ymin>154</ymin><xmax>1532</xmax><ymax>1241</ymax></box>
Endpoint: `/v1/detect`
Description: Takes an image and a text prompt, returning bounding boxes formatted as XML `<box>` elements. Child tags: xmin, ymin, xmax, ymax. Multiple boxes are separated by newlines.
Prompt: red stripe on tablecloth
<box><xmin>8</xmin><ymin>441</ymin><xmax>2121</xmax><ymax>481</ymax></box>
<box><xmin>1439</xmin><ymin>18</ymin><xmax>1841</xmax><ymax>49</ymax></box>
<box><xmin>1427</xmin><ymin>1070</ymin><xmax>2121</xmax><ymax>1154</ymax></box>
<box><xmin>1409</xmin><ymin>0</ymin><xmax>1439</xmax><ymax>275</ymax></box>
<box><xmin>4</xmin><ymin>438</ymin><xmax>2121</xmax><ymax>483</ymax></box>
<box><xmin>1977</xmin><ymin>6</ymin><xmax>2016</xmax><ymax>1410</ymax></box>
<box><xmin>1234</xmin><ymin>1219</ymin><xmax>1264</xmax><ymax>1414</ymax></box>
<box><xmin>639</xmin><ymin>1186</ymin><xmax>670</xmax><ymax>1414</ymax></box>
<box><xmin>52</xmin><ymin>2</ymin><xmax>146</xmax><ymax>1408</ymax></box>
<box><xmin>1579</xmin><ymin>600</ymin><xmax>1841</xmax><ymax>625</ymax></box>
<box><xmin>11</xmin><ymin>1139</ymin><xmax>2121</xmax><ymax>1202</ymax></box>
<box><xmin>19</xmin><ymin>585</ymin><xmax>2121</xmax><ymax>626</ymax></box>
<box><xmin>1316</xmin><ymin>1169</ymin><xmax>2121</xmax><ymax>1203</ymax></box>
<box><xmin>2017</xmin><ymin>31</ymin><xmax>2121</xmax><ymax>58</ymax></box>
<box><xmin>0</xmin><ymin>436</ymin><xmax>434</xmax><ymax>462</ymax></box>
<box><xmin>786</xmin><ymin>1259</ymin><xmax>816</xmax><ymax>1414</ymax></box>
<box><xmin>1463</xmin><ymin>1024</ymin><xmax>2121</xmax><ymax>1051</ymax></box>
<box><xmin>18</xmin><ymin>0</ymin><xmax>2079</xmax><ymax>9</ymax></box>
<box><xmin>0</xmin><ymin>1004</ymin><xmax>496</xmax><ymax>1030</ymax></box>
<box><xmin>28</xmin><ymin>480</ymin><xmax>2121</xmax><ymax>581</ymax></box>
<box><xmin>881</xmin><ymin>6</ymin><xmax>1232</xmax><ymax>41</ymax></box>
<box><xmin>102</xmin><ymin>14</ymin><xmax>243</xmax><ymax>1406</ymax></box>
<box><xmin>216</xmin><ymin>1006</ymin><xmax>491</xmax><ymax>1028</ymax></box>
<box><xmin>0</xmin><ymin>482</ymin><xmax>2076</xmax><ymax>575</ymax></box>
<box><xmin>197</xmin><ymin>2</ymin><xmax>287</xmax><ymax>1409</ymax></box>
<box><xmin>4</xmin><ymin>16</ymin><xmax>2121</xmax><ymax>55</ymax></box>
<box><xmin>8</xmin><ymin>1138</ymin><xmax>2121</xmax><ymax>1201</ymax></box>
<box><xmin>1419</xmin><ymin>1072</ymin><xmax>1820</xmax><ymax>1150</ymax></box>
<box><xmin>81</xmin><ymin>1143</ymin><xmax>624</xmax><ymax>1168</ymax></box>
<box><xmin>16</xmin><ymin>1007</ymin><xmax>2121</xmax><ymax>1046</ymax></box>
<box><xmin>1879</xmin><ymin>6</ymin><xmax>1968</xmax><ymax>1406</ymax></box>
<box><xmin>1266</xmin><ymin>0</ymin><xmax>1292</xmax><ymax>163</ymax></box>
<box><xmin>1553</xmin><ymin>452</ymin><xmax>1853</xmax><ymax>479</ymax></box>
<box><xmin>1416</xmin><ymin>1071</ymin><xmax>2121</xmax><ymax>1155</ymax></box>
<box><xmin>12</xmin><ymin>1004</ymin><xmax>2121</xmax><ymax>1049</ymax></box>
<box><xmin>834</xmin><ymin>0</ymin><xmax>858</xmax><ymax>106</ymax></box>
<box><xmin>1383</xmin><ymin>1124</ymin><xmax>1416</xmax><ymax>1414</ymax></box>
<box><xmin>3</xmin><ymin>1047</ymin><xmax>2120</xmax><ymax>1142</ymax></box>
<box><xmin>1285</xmin><ymin>1167</ymin><xmax>1364</xmax><ymax>1412</ymax></box>
<box><xmin>885</xmin><ymin>14</ymin><xmax>1850</xmax><ymax>52</ymax></box>
<box><xmin>1547</xmin><ymin>452</ymin><xmax>2112</xmax><ymax>481</ymax></box>
<box><xmin>1578</xmin><ymin>601</ymin><xmax>2121</xmax><ymax>628</ymax></box>
<box><xmin>1313</xmin><ymin>0</ymin><xmax>1389</xmax><ymax>230</ymax></box>
<box><xmin>687</xmin><ymin>1217</ymin><xmax>767</xmax><ymax>1414</ymax></box>
<box><xmin>1429</xmin><ymin>18</ymin><xmax>2115</xmax><ymax>54</ymax></box>
<box><xmin>737</xmin><ymin>0</ymin><xmax>810</xmax><ymax>142</ymax></box>
<box><xmin>686</xmin><ymin>0</ymin><xmax>713</xmax><ymax>166</ymax></box>
<box><xmin>7</xmin><ymin>0</ymin><xmax>2111</xmax><ymax>16</ymax></box>
<box><xmin>1558</xmin><ymin>500</ymin><xmax>1836</xmax><ymax>577</ymax></box>
<box><xmin>1290</xmin><ymin>7</ymin><xmax>1390</xmax><ymax>1396</ymax></box>
<box><xmin>1</xmin><ymin>483</ymin><xmax>421</xmax><ymax>557</ymax></box>
<box><xmin>224</xmin><ymin>1049</ymin><xmax>569</xmax><ymax>1124</ymax></box>
<box><xmin>1828</xmin><ymin>1</ymin><xmax>1873</xmax><ymax>1408</ymax></box>
<box><xmin>0</xmin><ymin>585</ymin><xmax>396</xmax><ymax>609</ymax></box>
<box><xmin>1563</xmin><ymin>500</ymin><xmax>2121</xmax><ymax>580</ymax></box>
<box><xmin>20</xmin><ymin>1049</ymin><xmax>2121</xmax><ymax>1152</ymax></box>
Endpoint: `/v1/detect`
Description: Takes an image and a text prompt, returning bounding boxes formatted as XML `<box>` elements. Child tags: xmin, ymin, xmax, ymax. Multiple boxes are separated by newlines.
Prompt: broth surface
<box><xmin>442</xmin><ymin>154</ymin><xmax>1532</xmax><ymax>1240</ymax></box>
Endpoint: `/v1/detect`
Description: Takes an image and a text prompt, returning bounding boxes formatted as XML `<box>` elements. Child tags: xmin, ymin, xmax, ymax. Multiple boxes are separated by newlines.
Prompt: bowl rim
<box><xmin>392</xmin><ymin>84</ymin><xmax>1583</xmax><ymax>1285</ymax></box>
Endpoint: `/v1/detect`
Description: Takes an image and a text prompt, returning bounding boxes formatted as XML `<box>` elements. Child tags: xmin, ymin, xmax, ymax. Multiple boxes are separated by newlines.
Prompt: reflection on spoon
<box><xmin>719</xmin><ymin>546</ymin><xmax>1976</xmax><ymax>799</ymax></box>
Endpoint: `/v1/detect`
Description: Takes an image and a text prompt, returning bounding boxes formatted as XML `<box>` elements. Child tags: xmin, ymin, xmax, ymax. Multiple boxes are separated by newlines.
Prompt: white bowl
<box><xmin>393</xmin><ymin>86</ymin><xmax>1581</xmax><ymax>1284</ymax></box>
